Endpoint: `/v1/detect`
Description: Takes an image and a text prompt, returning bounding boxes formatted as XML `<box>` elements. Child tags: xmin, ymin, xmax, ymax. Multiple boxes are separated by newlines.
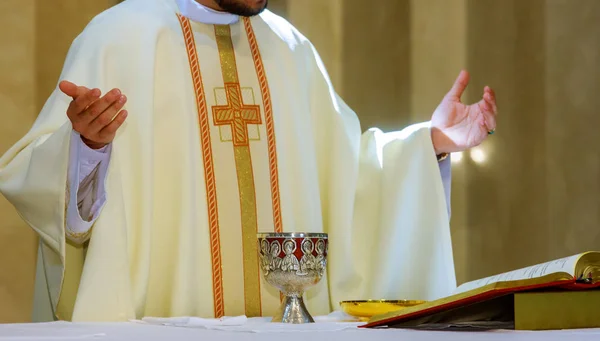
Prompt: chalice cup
<box><xmin>257</xmin><ymin>232</ymin><xmax>328</xmax><ymax>323</ymax></box>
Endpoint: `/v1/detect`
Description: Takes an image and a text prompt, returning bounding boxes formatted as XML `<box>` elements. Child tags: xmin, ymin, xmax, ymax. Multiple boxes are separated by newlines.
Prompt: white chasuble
<box><xmin>0</xmin><ymin>0</ymin><xmax>456</xmax><ymax>322</ymax></box>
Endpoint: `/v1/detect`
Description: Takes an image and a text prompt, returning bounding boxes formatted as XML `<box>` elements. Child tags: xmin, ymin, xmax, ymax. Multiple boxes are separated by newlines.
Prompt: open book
<box><xmin>364</xmin><ymin>251</ymin><xmax>600</xmax><ymax>329</ymax></box>
<box><xmin>455</xmin><ymin>251</ymin><xmax>600</xmax><ymax>293</ymax></box>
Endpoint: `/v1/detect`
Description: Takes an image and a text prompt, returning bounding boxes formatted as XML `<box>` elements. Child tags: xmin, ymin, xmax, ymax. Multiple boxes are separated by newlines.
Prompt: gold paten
<box><xmin>340</xmin><ymin>300</ymin><xmax>427</xmax><ymax>321</ymax></box>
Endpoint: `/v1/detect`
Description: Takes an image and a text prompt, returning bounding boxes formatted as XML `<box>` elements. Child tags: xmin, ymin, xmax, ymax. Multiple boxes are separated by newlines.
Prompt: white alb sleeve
<box><xmin>65</xmin><ymin>131</ymin><xmax>111</xmax><ymax>241</ymax></box>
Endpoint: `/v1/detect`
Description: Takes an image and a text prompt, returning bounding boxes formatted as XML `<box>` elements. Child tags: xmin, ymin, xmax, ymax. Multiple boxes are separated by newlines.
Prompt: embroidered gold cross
<box><xmin>213</xmin><ymin>83</ymin><xmax>261</xmax><ymax>146</ymax></box>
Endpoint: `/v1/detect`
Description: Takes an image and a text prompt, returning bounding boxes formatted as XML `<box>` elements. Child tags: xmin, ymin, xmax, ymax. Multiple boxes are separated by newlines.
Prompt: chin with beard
<box><xmin>213</xmin><ymin>0</ymin><xmax>268</xmax><ymax>17</ymax></box>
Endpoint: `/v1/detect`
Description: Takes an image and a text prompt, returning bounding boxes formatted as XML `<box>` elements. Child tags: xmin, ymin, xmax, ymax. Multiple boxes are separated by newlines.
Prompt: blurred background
<box><xmin>0</xmin><ymin>0</ymin><xmax>599</xmax><ymax>322</ymax></box>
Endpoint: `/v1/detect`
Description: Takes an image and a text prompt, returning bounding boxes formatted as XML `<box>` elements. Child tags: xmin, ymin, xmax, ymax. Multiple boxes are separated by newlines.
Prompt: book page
<box><xmin>454</xmin><ymin>253</ymin><xmax>583</xmax><ymax>294</ymax></box>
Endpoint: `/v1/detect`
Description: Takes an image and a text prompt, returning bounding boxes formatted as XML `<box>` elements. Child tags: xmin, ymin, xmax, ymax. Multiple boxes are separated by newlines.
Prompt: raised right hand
<box><xmin>59</xmin><ymin>80</ymin><xmax>128</xmax><ymax>149</ymax></box>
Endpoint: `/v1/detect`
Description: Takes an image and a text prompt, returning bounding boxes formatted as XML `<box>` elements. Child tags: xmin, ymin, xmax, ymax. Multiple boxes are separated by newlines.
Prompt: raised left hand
<box><xmin>430</xmin><ymin>70</ymin><xmax>498</xmax><ymax>155</ymax></box>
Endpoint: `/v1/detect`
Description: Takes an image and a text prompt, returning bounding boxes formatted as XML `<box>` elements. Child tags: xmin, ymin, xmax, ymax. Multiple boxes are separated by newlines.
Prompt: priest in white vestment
<box><xmin>0</xmin><ymin>0</ymin><xmax>498</xmax><ymax>322</ymax></box>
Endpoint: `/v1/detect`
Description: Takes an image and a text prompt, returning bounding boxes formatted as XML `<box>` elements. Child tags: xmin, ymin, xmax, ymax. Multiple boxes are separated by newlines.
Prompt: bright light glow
<box><xmin>451</xmin><ymin>152</ymin><xmax>463</xmax><ymax>164</ymax></box>
<box><xmin>470</xmin><ymin>148</ymin><xmax>486</xmax><ymax>164</ymax></box>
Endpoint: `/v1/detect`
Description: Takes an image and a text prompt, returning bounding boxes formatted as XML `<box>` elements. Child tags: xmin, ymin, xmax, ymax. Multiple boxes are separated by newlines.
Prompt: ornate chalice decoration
<box><xmin>257</xmin><ymin>232</ymin><xmax>328</xmax><ymax>323</ymax></box>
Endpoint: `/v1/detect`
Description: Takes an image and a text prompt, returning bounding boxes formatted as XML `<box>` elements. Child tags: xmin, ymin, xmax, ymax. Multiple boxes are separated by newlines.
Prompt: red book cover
<box><xmin>362</xmin><ymin>280</ymin><xmax>600</xmax><ymax>328</ymax></box>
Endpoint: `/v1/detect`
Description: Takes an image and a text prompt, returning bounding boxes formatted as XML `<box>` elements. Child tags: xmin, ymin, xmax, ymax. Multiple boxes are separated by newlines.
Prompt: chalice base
<box><xmin>272</xmin><ymin>294</ymin><xmax>314</xmax><ymax>324</ymax></box>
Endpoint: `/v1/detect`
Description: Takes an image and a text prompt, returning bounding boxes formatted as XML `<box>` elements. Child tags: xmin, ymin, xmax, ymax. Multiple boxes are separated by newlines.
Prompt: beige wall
<box><xmin>0</xmin><ymin>0</ymin><xmax>37</xmax><ymax>324</ymax></box>
<box><xmin>1</xmin><ymin>0</ymin><xmax>599</xmax><ymax>322</ymax></box>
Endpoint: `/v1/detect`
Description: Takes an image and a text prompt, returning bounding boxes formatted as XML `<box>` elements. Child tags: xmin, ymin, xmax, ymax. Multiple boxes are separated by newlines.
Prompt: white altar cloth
<box><xmin>0</xmin><ymin>322</ymin><xmax>598</xmax><ymax>341</ymax></box>
<box><xmin>138</xmin><ymin>314</ymin><xmax>364</xmax><ymax>332</ymax></box>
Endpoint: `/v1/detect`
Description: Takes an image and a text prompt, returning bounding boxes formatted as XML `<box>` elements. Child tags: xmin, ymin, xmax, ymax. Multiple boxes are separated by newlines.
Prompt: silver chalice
<box><xmin>257</xmin><ymin>232</ymin><xmax>328</xmax><ymax>323</ymax></box>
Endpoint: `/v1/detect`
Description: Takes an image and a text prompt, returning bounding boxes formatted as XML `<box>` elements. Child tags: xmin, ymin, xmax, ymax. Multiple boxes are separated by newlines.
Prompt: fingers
<box><xmin>67</xmin><ymin>88</ymin><xmax>101</xmax><ymax>120</ymax></box>
<box><xmin>59</xmin><ymin>80</ymin><xmax>90</xmax><ymax>99</ymax></box>
<box><xmin>477</xmin><ymin>87</ymin><xmax>497</xmax><ymax>131</ymax></box>
<box><xmin>98</xmin><ymin>110</ymin><xmax>128</xmax><ymax>139</ymax></box>
<box><xmin>88</xmin><ymin>95</ymin><xmax>128</xmax><ymax>134</ymax></box>
<box><xmin>480</xmin><ymin>104</ymin><xmax>496</xmax><ymax>131</ymax></box>
<box><xmin>76</xmin><ymin>89</ymin><xmax>122</xmax><ymax>125</ymax></box>
<box><xmin>63</xmin><ymin>83</ymin><xmax>128</xmax><ymax>147</ymax></box>
<box><xmin>446</xmin><ymin>70</ymin><xmax>470</xmax><ymax>100</ymax></box>
<box><xmin>59</xmin><ymin>81</ymin><xmax>77</xmax><ymax>97</ymax></box>
<box><xmin>484</xmin><ymin>86</ymin><xmax>498</xmax><ymax>115</ymax></box>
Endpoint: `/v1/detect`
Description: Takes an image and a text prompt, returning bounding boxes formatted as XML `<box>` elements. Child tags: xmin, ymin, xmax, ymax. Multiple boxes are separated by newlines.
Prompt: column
<box><xmin>340</xmin><ymin>0</ymin><xmax>411</xmax><ymax>131</ymax></box>
<box><xmin>545</xmin><ymin>0</ymin><xmax>600</xmax><ymax>255</ymax></box>
<box><xmin>464</xmin><ymin>0</ymin><xmax>549</xmax><ymax>280</ymax></box>
<box><xmin>410</xmin><ymin>0</ymin><xmax>469</xmax><ymax>284</ymax></box>
<box><xmin>0</xmin><ymin>0</ymin><xmax>38</xmax><ymax>323</ymax></box>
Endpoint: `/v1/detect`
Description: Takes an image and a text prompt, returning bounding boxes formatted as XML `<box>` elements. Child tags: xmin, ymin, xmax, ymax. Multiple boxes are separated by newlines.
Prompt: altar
<box><xmin>0</xmin><ymin>320</ymin><xmax>597</xmax><ymax>341</ymax></box>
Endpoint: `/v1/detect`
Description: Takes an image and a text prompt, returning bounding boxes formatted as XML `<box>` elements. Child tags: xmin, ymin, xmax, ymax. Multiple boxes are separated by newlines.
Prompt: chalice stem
<box><xmin>272</xmin><ymin>293</ymin><xmax>314</xmax><ymax>323</ymax></box>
